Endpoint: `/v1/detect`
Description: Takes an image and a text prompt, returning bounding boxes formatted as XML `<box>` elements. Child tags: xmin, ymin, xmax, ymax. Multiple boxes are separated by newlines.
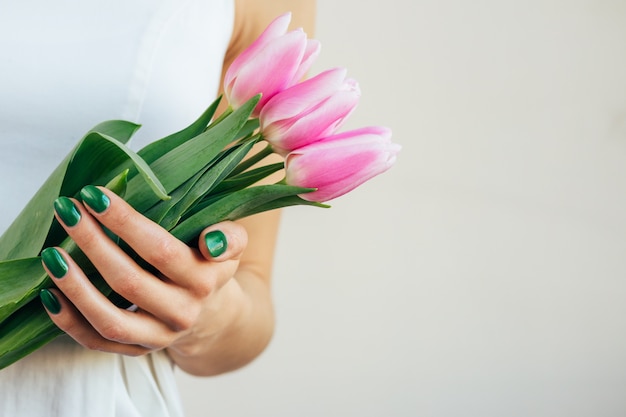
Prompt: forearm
<box><xmin>166</xmin><ymin>268</ymin><xmax>275</xmax><ymax>376</ymax></box>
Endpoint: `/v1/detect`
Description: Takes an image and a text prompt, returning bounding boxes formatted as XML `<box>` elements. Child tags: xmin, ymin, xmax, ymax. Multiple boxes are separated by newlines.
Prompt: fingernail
<box><xmin>41</xmin><ymin>247</ymin><xmax>69</xmax><ymax>279</ymax></box>
<box><xmin>40</xmin><ymin>289</ymin><xmax>61</xmax><ymax>315</ymax></box>
<box><xmin>205</xmin><ymin>230</ymin><xmax>227</xmax><ymax>257</ymax></box>
<box><xmin>54</xmin><ymin>197</ymin><xmax>81</xmax><ymax>227</ymax></box>
<box><xmin>80</xmin><ymin>185</ymin><xmax>110</xmax><ymax>213</ymax></box>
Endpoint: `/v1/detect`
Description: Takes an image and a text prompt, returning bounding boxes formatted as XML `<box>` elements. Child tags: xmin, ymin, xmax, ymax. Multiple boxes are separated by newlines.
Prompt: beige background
<box><xmin>177</xmin><ymin>1</ymin><xmax>626</xmax><ymax>416</ymax></box>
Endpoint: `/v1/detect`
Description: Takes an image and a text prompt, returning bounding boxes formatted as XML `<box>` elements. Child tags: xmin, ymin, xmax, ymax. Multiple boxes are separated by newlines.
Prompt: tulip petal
<box><xmin>260</xmin><ymin>68</ymin><xmax>348</xmax><ymax>127</ymax></box>
<box><xmin>228</xmin><ymin>31</ymin><xmax>308</xmax><ymax>109</ymax></box>
<box><xmin>287</xmin><ymin>148</ymin><xmax>379</xmax><ymax>201</ymax></box>
<box><xmin>319</xmin><ymin>126</ymin><xmax>393</xmax><ymax>143</ymax></box>
<box><xmin>224</xmin><ymin>12</ymin><xmax>292</xmax><ymax>89</ymax></box>
<box><xmin>284</xmin><ymin>127</ymin><xmax>399</xmax><ymax>201</ymax></box>
<box><xmin>265</xmin><ymin>91</ymin><xmax>360</xmax><ymax>153</ymax></box>
<box><xmin>292</xmin><ymin>39</ymin><xmax>321</xmax><ymax>82</ymax></box>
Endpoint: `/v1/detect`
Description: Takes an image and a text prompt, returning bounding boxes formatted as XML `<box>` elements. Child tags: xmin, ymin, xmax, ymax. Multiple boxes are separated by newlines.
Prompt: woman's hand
<box><xmin>38</xmin><ymin>0</ymin><xmax>316</xmax><ymax>376</ymax></box>
<box><xmin>40</xmin><ymin>186</ymin><xmax>249</xmax><ymax>361</ymax></box>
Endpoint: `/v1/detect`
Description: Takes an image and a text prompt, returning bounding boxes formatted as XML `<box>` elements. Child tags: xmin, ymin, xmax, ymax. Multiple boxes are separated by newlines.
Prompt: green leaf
<box><xmin>138</xmin><ymin>96</ymin><xmax>222</xmax><ymax>164</ymax></box>
<box><xmin>66</xmin><ymin>132</ymin><xmax>169</xmax><ymax>201</ymax></box>
<box><xmin>143</xmin><ymin>165</ymin><xmax>212</xmax><ymax>225</ymax></box>
<box><xmin>228</xmin><ymin>142</ymin><xmax>273</xmax><ymax>177</ymax></box>
<box><xmin>0</xmin><ymin>159</ymin><xmax>70</xmax><ymax>259</ymax></box>
<box><xmin>0</xmin><ymin>258</ymin><xmax>49</xmax><ymax>324</ymax></box>
<box><xmin>43</xmin><ymin>132</ymin><xmax>170</xmax><ymax>249</ymax></box>
<box><xmin>171</xmin><ymin>184</ymin><xmax>316</xmax><ymax>243</ymax></box>
<box><xmin>237</xmin><ymin>195</ymin><xmax>329</xmax><ymax>215</ymax></box>
<box><xmin>87</xmin><ymin>120</ymin><xmax>141</xmax><ymax>145</ymax></box>
<box><xmin>0</xmin><ymin>300</ymin><xmax>62</xmax><ymax>370</ymax></box>
<box><xmin>0</xmin><ymin>231</ymin><xmax>107</xmax><ymax>328</ymax></box>
<box><xmin>181</xmin><ymin>162</ymin><xmax>285</xmax><ymax>221</ymax></box>
<box><xmin>104</xmin><ymin>169</ymin><xmax>130</xmax><ymax>199</ymax></box>
<box><xmin>234</xmin><ymin>118</ymin><xmax>260</xmax><ymax>142</ymax></box>
<box><xmin>157</xmin><ymin>140</ymin><xmax>258</xmax><ymax>230</ymax></box>
<box><xmin>0</xmin><ymin>171</ymin><xmax>132</xmax><ymax>328</ymax></box>
<box><xmin>0</xmin><ymin>121</ymin><xmax>140</xmax><ymax>259</ymax></box>
<box><xmin>210</xmin><ymin>162</ymin><xmax>285</xmax><ymax>196</ymax></box>
<box><xmin>125</xmin><ymin>95</ymin><xmax>261</xmax><ymax>212</ymax></box>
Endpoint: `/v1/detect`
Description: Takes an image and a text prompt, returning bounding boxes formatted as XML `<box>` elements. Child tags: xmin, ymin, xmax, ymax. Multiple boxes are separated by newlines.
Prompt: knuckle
<box><xmin>60</xmin><ymin>322</ymin><xmax>108</xmax><ymax>353</ymax></box>
<box><xmin>81</xmin><ymin>338</ymin><xmax>106</xmax><ymax>352</ymax></box>
<box><xmin>105</xmin><ymin>207</ymin><xmax>133</xmax><ymax>230</ymax></box>
<box><xmin>99</xmin><ymin>319</ymin><xmax>129</xmax><ymax>342</ymax></box>
<box><xmin>169</xmin><ymin>304</ymin><xmax>201</xmax><ymax>331</ymax></box>
<box><xmin>145</xmin><ymin>237</ymin><xmax>179</xmax><ymax>267</ymax></box>
<box><xmin>170</xmin><ymin>316</ymin><xmax>193</xmax><ymax>333</ymax></box>
<box><xmin>191</xmin><ymin>277</ymin><xmax>215</xmax><ymax>299</ymax></box>
<box><xmin>114</xmin><ymin>269</ymin><xmax>144</xmax><ymax>299</ymax></box>
<box><xmin>60</xmin><ymin>320</ymin><xmax>82</xmax><ymax>337</ymax></box>
<box><xmin>75</xmin><ymin>227</ymin><xmax>102</xmax><ymax>252</ymax></box>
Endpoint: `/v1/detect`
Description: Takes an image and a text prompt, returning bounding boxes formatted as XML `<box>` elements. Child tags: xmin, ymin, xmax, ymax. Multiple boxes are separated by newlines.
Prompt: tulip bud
<box><xmin>259</xmin><ymin>68</ymin><xmax>361</xmax><ymax>155</ymax></box>
<box><xmin>285</xmin><ymin>126</ymin><xmax>400</xmax><ymax>202</ymax></box>
<box><xmin>223</xmin><ymin>13</ymin><xmax>321</xmax><ymax>115</ymax></box>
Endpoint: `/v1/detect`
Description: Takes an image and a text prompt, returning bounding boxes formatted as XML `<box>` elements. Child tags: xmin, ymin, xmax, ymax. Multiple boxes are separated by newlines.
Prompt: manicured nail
<box><xmin>40</xmin><ymin>289</ymin><xmax>61</xmax><ymax>314</ymax></box>
<box><xmin>54</xmin><ymin>197</ymin><xmax>81</xmax><ymax>226</ymax></box>
<box><xmin>41</xmin><ymin>247</ymin><xmax>69</xmax><ymax>279</ymax></box>
<box><xmin>80</xmin><ymin>185</ymin><xmax>110</xmax><ymax>213</ymax></box>
<box><xmin>204</xmin><ymin>230</ymin><xmax>227</xmax><ymax>257</ymax></box>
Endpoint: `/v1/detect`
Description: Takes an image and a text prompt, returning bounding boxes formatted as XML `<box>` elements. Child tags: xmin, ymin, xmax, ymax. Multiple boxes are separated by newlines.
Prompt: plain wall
<box><xmin>176</xmin><ymin>1</ymin><xmax>626</xmax><ymax>416</ymax></box>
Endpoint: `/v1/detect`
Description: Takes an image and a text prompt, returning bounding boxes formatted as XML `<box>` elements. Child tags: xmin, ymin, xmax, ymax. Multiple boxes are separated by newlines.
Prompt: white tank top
<box><xmin>0</xmin><ymin>1</ymin><xmax>234</xmax><ymax>415</ymax></box>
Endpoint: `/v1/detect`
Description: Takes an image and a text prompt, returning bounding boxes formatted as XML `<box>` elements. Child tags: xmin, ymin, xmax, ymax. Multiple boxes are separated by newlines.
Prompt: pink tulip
<box><xmin>285</xmin><ymin>126</ymin><xmax>400</xmax><ymax>202</ymax></box>
<box><xmin>259</xmin><ymin>68</ymin><xmax>361</xmax><ymax>156</ymax></box>
<box><xmin>224</xmin><ymin>12</ymin><xmax>320</xmax><ymax>115</ymax></box>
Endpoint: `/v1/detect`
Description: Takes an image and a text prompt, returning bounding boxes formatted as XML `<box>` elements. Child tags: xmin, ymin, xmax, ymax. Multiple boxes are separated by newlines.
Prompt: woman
<box><xmin>0</xmin><ymin>0</ymin><xmax>315</xmax><ymax>415</ymax></box>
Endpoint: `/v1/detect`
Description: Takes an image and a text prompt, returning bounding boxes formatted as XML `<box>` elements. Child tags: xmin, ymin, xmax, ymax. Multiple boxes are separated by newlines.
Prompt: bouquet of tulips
<box><xmin>0</xmin><ymin>13</ymin><xmax>400</xmax><ymax>369</ymax></box>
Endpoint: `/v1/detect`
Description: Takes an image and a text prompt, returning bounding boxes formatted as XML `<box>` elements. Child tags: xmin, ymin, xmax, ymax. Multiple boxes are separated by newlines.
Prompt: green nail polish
<box><xmin>41</xmin><ymin>247</ymin><xmax>69</xmax><ymax>279</ymax></box>
<box><xmin>205</xmin><ymin>230</ymin><xmax>227</xmax><ymax>257</ymax></box>
<box><xmin>54</xmin><ymin>197</ymin><xmax>81</xmax><ymax>226</ymax></box>
<box><xmin>80</xmin><ymin>185</ymin><xmax>110</xmax><ymax>213</ymax></box>
<box><xmin>40</xmin><ymin>289</ymin><xmax>61</xmax><ymax>315</ymax></box>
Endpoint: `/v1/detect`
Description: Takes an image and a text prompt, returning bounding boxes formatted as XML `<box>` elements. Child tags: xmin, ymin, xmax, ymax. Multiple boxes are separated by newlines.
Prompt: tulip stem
<box><xmin>229</xmin><ymin>142</ymin><xmax>276</xmax><ymax>176</ymax></box>
<box><xmin>207</xmin><ymin>105</ymin><xmax>233</xmax><ymax>129</ymax></box>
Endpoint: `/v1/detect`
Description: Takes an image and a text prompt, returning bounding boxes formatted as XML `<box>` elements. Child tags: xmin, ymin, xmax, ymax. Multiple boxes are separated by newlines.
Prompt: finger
<box><xmin>40</xmin><ymin>288</ymin><xmax>151</xmax><ymax>356</ymax></box>
<box><xmin>52</xmin><ymin>198</ymin><xmax>195</xmax><ymax>325</ymax></box>
<box><xmin>198</xmin><ymin>221</ymin><xmax>248</xmax><ymax>262</ymax></box>
<box><xmin>77</xmin><ymin>186</ymin><xmax>203</xmax><ymax>287</ymax></box>
<box><xmin>40</xmin><ymin>246</ymin><xmax>186</xmax><ymax>345</ymax></box>
<box><xmin>193</xmin><ymin>222</ymin><xmax>248</xmax><ymax>293</ymax></box>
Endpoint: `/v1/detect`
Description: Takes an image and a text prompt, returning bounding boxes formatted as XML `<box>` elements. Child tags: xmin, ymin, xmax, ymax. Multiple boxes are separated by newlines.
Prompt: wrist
<box><xmin>169</xmin><ymin>273</ymin><xmax>274</xmax><ymax>375</ymax></box>
<box><xmin>167</xmin><ymin>277</ymin><xmax>248</xmax><ymax>358</ymax></box>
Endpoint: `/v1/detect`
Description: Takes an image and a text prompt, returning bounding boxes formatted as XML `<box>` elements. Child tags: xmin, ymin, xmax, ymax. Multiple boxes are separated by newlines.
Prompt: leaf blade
<box><xmin>171</xmin><ymin>184</ymin><xmax>316</xmax><ymax>243</ymax></box>
<box><xmin>125</xmin><ymin>95</ymin><xmax>260</xmax><ymax>212</ymax></box>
